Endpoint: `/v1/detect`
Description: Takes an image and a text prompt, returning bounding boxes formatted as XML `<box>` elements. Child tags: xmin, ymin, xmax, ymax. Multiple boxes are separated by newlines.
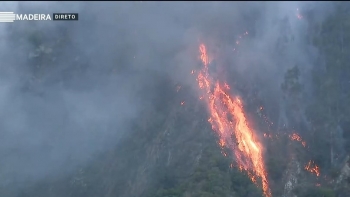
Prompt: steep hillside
<box><xmin>1</xmin><ymin>2</ymin><xmax>350</xmax><ymax>197</ymax></box>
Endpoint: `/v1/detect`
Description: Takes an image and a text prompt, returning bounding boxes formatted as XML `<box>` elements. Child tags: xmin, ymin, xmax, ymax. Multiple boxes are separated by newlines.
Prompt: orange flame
<box><xmin>196</xmin><ymin>44</ymin><xmax>271</xmax><ymax>197</ymax></box>
<box><xmin>305</xmin><ymin>160</ymin><xmax>320</xmax><ymax>177</ymax></box>
<box><xmin>289</xmin><ymin>133</ymin><xmax>306</xmax><ymax>147</ymax></box>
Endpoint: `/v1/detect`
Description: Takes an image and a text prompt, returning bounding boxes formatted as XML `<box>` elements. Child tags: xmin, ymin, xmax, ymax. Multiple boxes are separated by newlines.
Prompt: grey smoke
<box><xmin>0</xmin><ymin>1</ymin><xmax>334</xmax><ymax>193</ymax></box>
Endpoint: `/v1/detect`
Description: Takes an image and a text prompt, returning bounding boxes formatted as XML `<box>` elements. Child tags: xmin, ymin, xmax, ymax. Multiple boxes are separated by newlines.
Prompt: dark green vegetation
<box><xmin>2</xmin><ymin>2</ymin><xmax>350</xmax><ymax>197</ymax></box>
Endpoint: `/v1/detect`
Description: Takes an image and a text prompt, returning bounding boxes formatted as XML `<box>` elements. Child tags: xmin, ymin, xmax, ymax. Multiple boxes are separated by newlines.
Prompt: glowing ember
<box><xmin>305</xmin><ymin>160</ymin><xmax>320</xmax><ymax>177</ymax></box>
<box><xmin>289</xmin><ymin>133</ymin><xmax>306</xmax><ymax>147</ymax></box>
<box><xmin>297</xmin><ymin>14</ymin><xmax>303</xmax><ymax>20</ymax></box>
<box><xmin>196</xmin><ymin>44</ymin><xmax>271</xmax><ymax>197</ymax></box>
<box><xmin>263</xmin><ymin>133</ymin><xmax>273</xmax><ymax>139</ymax></box>
<box><xmin>296</xmin><ymin>8</ymin><xmax>303</xmax><ymax>19</ymax></box>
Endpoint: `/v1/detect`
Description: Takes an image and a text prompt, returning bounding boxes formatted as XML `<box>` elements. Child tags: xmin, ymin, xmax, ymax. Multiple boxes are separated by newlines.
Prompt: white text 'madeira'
<box><xmin>16</xmin><ymin>14</ymin><xmax>51</xmax><ymax>21</ymax></box>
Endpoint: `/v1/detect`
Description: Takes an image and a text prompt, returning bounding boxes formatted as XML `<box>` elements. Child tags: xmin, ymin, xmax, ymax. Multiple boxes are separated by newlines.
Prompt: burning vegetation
<box><xmin>195</xmin><ymin>44</ymin><xmax>271</xmax><ymax>197</ymax></box>
<box><xmin>289</xmin><ymin>133</ymin><xmax>307</xmax><ymax>147</ymax></box>
<box><xmin>305</xmin><ymin>160</ymin><xmax>320</xmax><ymax>177</ymax></box>
<box><xmin>7</xmin><ymin>2</ymin><xmax>350</xmax><ymax>197</ymax></box>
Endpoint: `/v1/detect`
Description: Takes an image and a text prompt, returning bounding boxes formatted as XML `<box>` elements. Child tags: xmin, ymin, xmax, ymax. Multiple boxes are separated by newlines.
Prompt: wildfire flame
<box><xmin>289</xmin><ymin>133</ymin><xmax>306</xmax><ymax>147</ymax></box>
<box><xmin>305</xmin><ymin>160</ymin><xmax>320</xmax><ymax>177</ymax></box>
<box><xmin>196</xmin><ymin>44</ymin><xmax>271</xmax><ymax>197</ymax></box>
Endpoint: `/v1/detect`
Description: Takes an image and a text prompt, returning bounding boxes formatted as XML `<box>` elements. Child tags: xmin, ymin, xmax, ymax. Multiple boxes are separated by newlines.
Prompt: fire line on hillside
<box><xmin>194</xmin><ymin>44</ymin><xmax>272</xmax><ymax>197</ymax></box>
